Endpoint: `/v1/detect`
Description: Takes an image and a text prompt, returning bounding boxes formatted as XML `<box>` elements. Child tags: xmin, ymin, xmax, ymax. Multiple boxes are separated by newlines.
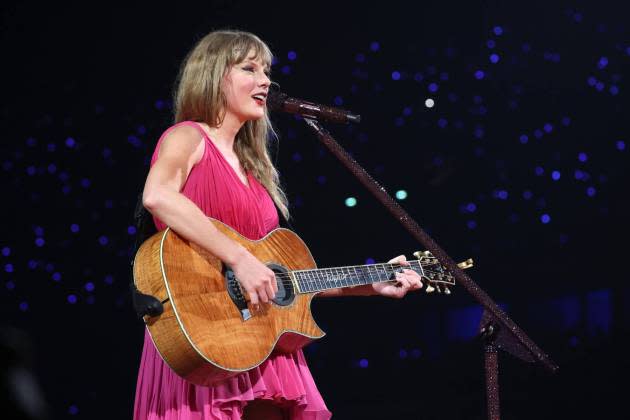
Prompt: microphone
<box><xmin>267</xmin><ymin>90</ymin><xmax>361</xmax><ymax>124</ymax></box>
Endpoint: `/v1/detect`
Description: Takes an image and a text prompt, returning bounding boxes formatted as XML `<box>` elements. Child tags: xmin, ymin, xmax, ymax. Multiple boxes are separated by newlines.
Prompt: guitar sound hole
<box><xmin>268</xmin><ymin>263</ymin><xmax>295</xmax><ymax>307</ymax></box>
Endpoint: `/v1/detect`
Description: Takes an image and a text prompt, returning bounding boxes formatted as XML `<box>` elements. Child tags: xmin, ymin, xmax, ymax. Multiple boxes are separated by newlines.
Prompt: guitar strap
<box><xmin>129</xmin><ymin>191</ymin><xmax>163</xmax><ymax>318</ymax></box>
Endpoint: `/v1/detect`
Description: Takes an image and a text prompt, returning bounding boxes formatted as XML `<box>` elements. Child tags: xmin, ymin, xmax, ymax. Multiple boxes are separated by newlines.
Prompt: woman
<box><xmin>135</xmin><ymin>30</ymin><xmax>423</xmax><ymax>420</ymax></box>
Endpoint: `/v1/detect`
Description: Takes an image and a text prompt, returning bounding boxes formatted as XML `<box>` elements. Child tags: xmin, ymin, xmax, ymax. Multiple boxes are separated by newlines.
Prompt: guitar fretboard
<box><xmin>291</xmin><ymin>261</ymin><xmax>425</xmax><ymax>293</ymax></box>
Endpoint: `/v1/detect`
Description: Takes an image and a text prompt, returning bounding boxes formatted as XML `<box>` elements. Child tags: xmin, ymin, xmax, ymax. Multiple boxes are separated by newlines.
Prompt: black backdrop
<box><xmin>2</xmin><ymin>1</ymin><xmax>629</xmax><ymax>419</ymax></box>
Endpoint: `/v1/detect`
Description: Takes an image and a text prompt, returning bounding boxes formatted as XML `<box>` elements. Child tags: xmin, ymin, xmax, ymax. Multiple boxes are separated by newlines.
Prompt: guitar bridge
<box><xmin>224</xmin><ymin>267</ymin><xmax>251</xmax><ymax>321</ymax></box>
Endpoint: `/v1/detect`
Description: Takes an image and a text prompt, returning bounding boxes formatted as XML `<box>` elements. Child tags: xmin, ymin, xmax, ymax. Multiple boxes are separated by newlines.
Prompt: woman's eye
<box><xmin>243</xmin><ymin>67</ymin><xmax>254</xmax><ymax>72</ymax></box>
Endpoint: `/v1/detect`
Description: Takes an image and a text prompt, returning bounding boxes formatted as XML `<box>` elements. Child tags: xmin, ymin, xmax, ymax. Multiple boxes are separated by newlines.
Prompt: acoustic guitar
<box><xmin>133</xmin><ymin>218</ymin><xmax>473</xmax><ymax>385</ymax></box>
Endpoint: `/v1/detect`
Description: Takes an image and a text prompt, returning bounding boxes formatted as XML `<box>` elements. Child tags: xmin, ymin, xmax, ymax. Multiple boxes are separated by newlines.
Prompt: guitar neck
<box><xmin>291</xmin><ymin>261</ymin><xmax>425</xmax><ymax>293</ymax></box>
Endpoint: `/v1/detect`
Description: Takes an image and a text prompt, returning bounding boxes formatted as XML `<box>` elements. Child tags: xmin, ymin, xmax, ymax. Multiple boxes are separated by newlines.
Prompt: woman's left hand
<box><xmin>372</xmin><ymin>255</ymin><xmax>423</xmax><ymax>298</ymax></box>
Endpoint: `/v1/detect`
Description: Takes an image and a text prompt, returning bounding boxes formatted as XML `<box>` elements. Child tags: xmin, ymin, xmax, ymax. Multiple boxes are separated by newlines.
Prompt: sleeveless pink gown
<box><xmin>133</xmin><ymin>121</ymin><xmax>331</xmax><ymax>419</ymax></box>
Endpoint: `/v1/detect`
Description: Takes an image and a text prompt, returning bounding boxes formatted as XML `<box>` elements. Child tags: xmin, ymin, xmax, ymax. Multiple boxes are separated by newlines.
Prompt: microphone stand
<box><xmin>301</xmin><ymin>117</ymin><xmax>558</xmax><ymax>420</ymax></box>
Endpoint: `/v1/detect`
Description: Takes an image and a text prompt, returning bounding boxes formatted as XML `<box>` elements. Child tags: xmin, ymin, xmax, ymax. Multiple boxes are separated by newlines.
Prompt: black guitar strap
<box><xmin>129</xmin><ymin>192</ymin><xmax>163</xmax><ymax>318</ymax></box>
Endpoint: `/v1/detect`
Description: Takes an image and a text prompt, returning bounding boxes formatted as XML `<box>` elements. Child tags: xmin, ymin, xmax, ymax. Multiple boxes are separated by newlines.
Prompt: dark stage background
<box><xmin>2</xmin><ymin>1</ymin><xmax>629</xmax><ymax>419</ymax></box>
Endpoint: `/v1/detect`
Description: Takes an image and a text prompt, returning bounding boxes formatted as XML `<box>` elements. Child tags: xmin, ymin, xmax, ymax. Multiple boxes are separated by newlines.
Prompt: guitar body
<box><xmin>133</xmin><ymin>218</ymin><xmax>325</xmax><ymax>386</ymax></box>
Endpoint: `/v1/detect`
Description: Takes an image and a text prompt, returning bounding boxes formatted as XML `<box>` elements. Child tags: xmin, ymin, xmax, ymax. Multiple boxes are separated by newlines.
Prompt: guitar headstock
<box><xmin>412</xmin><ymin>251</ymin><xmax>474</xmax><ymax>295</ymax></box>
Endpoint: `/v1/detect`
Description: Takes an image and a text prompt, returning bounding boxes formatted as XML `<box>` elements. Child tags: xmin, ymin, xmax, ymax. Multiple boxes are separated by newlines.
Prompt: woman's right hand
<box><xmin>231</xmin><ymin>250</ymin><xmax>278</xmax><ymax>306</ymax></box>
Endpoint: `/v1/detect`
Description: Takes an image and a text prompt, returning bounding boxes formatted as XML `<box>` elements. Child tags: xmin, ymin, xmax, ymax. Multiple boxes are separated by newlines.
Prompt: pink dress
<box><xmin>134</xmin><ymin>121</ymin><xmax>331</xmax><ymax>420</ymax></box>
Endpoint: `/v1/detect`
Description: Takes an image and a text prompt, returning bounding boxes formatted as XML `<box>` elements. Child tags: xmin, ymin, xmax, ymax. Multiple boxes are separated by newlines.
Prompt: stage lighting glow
<box><xmin>395</xmin><ymin>190</ymin><xmax>407</xmax><ymax>200</ymax></box>
<box><xmin>578</xmin><ymin>152</ymin><xmax>588</xmax><ymax>162</ymax></box>
<box><xmin>493</xmin><ymin>26</ymin><xmax>503</xmax><ymax>36</ymax></box>
<box><xmin>345</xmin><ymin>197</ymin><xmax>357</xmax><ymax>207</ymax></box>
<box><xmin>425</xmin><ymin>98</ymin><xmax>435</xmax><ymax>108</ymax></box>
<box><xmin>541</xmin><ymin>214</ymin><xmax>551</xmax><ymax>224</ymax></box>
<box><xmin>586</xmin><ymin>187</ymin><xmax>596</xmax><ymax>197</ymax></box>
<box><xmin>490</xmin><ymin>53</ymin><xmax>500</xmax><ymax>63</ymax></box>
<box><xmin>543</xmin><ymin>123</ymin><xmax>553</xmax><ymax>133</ymax></box>
<box><xmin>370</xmin><ymin>41</ymin><xmax>380</xmax><ymax>52</ymax></box>
<box><xmin>359</xmin><ymin>359</ymin><xmax>369</xmax><ymax>368</ymax></box>
<box><xmin>551</xmin><ymin>171</ymin><xmax>561</xmax><ymax>180</ymax></box>
<box><xmin>67</xmin><ymin>294</ymin><xmax>77</xmax><ymax>304</ymax></box>
<box><xmin>616</xmin><ymin>140</ymin><xmax>625</xmax><ymax>151</ymax></box>
<box><xmin>474</xmin><ymin>70</ymin><xmax>485</xmax><ymax>80</ymax></box>
<box><xmin>85</xmin><ymin>282</ymin><xmax>95</xmax><ymax>292</ymax></box>
<box><xmin>52</xmin><ymin>272</ymin><xmax>61</xmax><ymax>281</ymax></box>
<box><xmin>610</xmin><ymin>86</ymin><xmax>619</xmax><ymax>95</ymax></box>
<box><xmin>1</xmin><ymin>247</ymin><xmax>9</xmax><ymax>257</ymax></box>
<box><xmin>428</xmin><ymin>83</ymin><xmax>438</xmax><ymax>92</ymax></box>
<box><xmin>288</xmin><ymin>51</ymin><xmax>297</xmax><ymax>61</ymax></box>
<box><xmin>391</xmin><ymin>71</ymin><xmax>401</xmax><ymax>80</ymax></box>
<box><xmin>520</xmin><ymin>134</ymin><xmax>529</xmax><ymax>144</ymax></box>
<box><xmin>65</xmin><ymin>137</ymin><xmax>76</xmax><ymax>148</ymax></box>
<box><xmin>486</xmin><ymin>40</ymin><xmax>496</xmax><ymax>49</ymax></box>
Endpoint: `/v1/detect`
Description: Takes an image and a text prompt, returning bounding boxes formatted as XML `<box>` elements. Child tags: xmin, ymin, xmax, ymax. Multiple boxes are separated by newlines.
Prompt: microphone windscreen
<box><xmin>266</xmin><ymin>90</ymin><xmax>287</xmax><ymax>112</ymax></box>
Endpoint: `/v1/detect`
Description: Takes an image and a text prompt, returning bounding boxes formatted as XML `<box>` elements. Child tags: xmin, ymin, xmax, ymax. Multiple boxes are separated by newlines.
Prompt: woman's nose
<box><xmin>259</xmin><ymin>72</ymin><xmax>271</xmax><ymax>87</ymax></box>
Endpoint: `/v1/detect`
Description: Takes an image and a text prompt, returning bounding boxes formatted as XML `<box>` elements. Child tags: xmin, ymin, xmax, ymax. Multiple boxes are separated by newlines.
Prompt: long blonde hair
<box><xmin>173</xmin><ymin>30</ymin><xmax>289</xmax><ymax>220</ymax></box>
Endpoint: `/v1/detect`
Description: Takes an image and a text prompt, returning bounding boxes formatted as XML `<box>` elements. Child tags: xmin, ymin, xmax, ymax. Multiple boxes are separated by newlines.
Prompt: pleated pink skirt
<box><xmin>134</xmin><ymin>330</ymin><xmax>331</xmax><ymax>419</ymax></box>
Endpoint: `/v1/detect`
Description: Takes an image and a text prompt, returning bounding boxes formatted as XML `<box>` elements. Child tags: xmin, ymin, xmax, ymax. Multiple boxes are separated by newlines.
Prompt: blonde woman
<box><xmin>135</xmin><ymin>30</ymin><xmax>422</xmax><ymax>420</ymax></box>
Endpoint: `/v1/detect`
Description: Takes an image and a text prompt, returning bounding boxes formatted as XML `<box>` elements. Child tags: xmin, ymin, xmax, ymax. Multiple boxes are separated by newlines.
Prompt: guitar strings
<box><xmin>237</xmin><ymin>260</ymin><xmax>453</xmax><ymax>292</ymax></box>
<box><xmin>270</xmin><ymin>261</ymin><xmax>445</xmax><ymax>282</ymax></box>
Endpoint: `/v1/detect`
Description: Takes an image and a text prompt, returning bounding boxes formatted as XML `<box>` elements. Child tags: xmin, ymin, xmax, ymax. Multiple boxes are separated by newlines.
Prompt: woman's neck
<box><xmin>205</xmin><ymin>113</ymin><xmax>244</xmax><ymax>152</ymax></box>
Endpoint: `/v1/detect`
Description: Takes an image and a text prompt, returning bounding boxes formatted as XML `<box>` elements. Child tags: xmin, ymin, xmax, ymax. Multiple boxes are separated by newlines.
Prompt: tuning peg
<box><xmin>413</xmin><ymin>251</ymin><xmax>431</xmax><ymax>259</ymax></box>
<box><xmin>435</xmin><ymin>284</ymin><xmax>442</xmax><ymax>293</ymax></box>
<box><xmin>457</xmin><ymin>258</ymin><xmax>474</xmax><ymax>269</ymax></box>
<box><xmin>425</xmin><ymin>283</ymin><xmax>435</xmax><ymax>293</ymax></box>
<box><xmin>443</xmin><ymin>286</ymin><xmax>451</xmax><ymax>295</ymax></box>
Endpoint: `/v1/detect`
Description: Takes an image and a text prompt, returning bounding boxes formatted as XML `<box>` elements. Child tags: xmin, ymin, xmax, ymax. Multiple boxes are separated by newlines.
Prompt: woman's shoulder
<box><xmin>160</xmin><ymin>121</ymin><xmax>208</xmax><ymax>142</ymax></box>
<box><xmin>153</xmin><ymin>121</ymin><xmax>207</xmax><ymax>162</ymax></box>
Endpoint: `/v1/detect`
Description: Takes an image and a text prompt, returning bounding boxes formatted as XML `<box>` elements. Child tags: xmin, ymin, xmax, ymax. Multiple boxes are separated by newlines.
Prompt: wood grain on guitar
<box><xmin>133</xmin><ymin>218</ymin><xmax>472</xmax><ymax>385</ymax></box>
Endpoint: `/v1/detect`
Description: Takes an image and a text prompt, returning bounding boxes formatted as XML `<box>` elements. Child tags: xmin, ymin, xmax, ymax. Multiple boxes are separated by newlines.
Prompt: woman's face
<box><xmin>222</xmin><ymin>51</ymin><xmax>271</xmax><ymax>123</ymax></box>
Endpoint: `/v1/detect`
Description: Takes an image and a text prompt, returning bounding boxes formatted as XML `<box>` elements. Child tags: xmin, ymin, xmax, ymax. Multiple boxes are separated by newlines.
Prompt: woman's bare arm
<box><xmin>142</xmin><ymin>125</ymin><xmax>277</xmax><ymax>305</ymax></box>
